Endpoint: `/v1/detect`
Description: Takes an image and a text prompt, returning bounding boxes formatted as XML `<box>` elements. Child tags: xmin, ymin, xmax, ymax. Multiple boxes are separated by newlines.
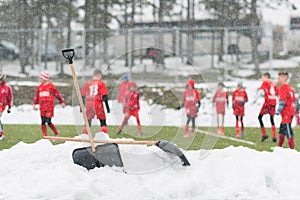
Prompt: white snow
<box><xmin>0</xmin><ymin>133</ymin><xmax>299</xmax><ymax>199</ymax></box>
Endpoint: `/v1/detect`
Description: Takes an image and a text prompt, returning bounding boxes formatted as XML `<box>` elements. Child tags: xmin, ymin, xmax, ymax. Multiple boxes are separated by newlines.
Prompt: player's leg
<box><xmin>221</xmin><ymin>113</ymin><xmax>225</xmax><ymax>135</ymax></box>
<box><xmin>286</xmin><ymin>123</ymin><xmax>294</xmax><ymax>149</ymax></box>
<box><xmin>189</xmin><ymin>117</ymin><xmax>196</xmax><ymax>137</ymax></box>
<box><xmin>270</xmin><ymin>115</ymin><xmax>277</xmax><ymax>142</ymax></box>
<box><xmin>240</xmin><ymin>116</ymin><xmax>245</xmax><ymax>137</ymax></box>
<box><xmin>82</xmin><ymin>119</ymin><xmax>92</xmax><ymax>134</ymax></box>
<box><xmin>216</xmin><ymin>112</ymin><xmax>220</xmax><ymax>134</ymax></box>
<box><xmin>235</xmin><ymin>115</ymin><xmax>240</xmax><ymax>137</ymax></box>
<box><xmin>184</xmin><ymin>115</ymin><xmax>191</xmax><ymax>137</ymax></box>
<box><xmin>41</xmin><ymin>116</ymin><xmax>48</xmax><ymax>136</ymax></box>
<box><xmin>117</xmin><ymin>112</ymin><xmax>131</xmax><ymax>135</ymax></box>
<box><xmin>296</xmin><ymin>111</ymin><xmax>300</xmax><ymax>126</ymax></box>
<box><xmin>0</xmin><ymin>112</ymin><xmax>4</xmax><ymax>140</ymax></box>
<box><xmin>99</xmin><ymin>119</ymin><xmax>108</xmax><ymax>133</ymax></box>
<box><xmin>277</xmin><ymin>123</ymin><xmax>285</xmax><ymax>147</ymax></box>
<box><xmin>217</xmin><ymin>113</ymin><xmax>223</xmax><ymax>134</ymax></box>
<box><xmin>84</xmin><ymin>103</ymin><xmax>95</xmax><ymax>133</ymax></box>
<box><xmin>258</xmin><ymin>104</ymin><xmax>267</xmax><ymax>137</ymax></box>
<box><xmin>133</xmin><ymin>110</ymin><xmax>142</xmax><ymax>135</ymax></box>
<box><xmin>96</xmin><ymin>104</ymin><xmax>109</xmax><ymax>133</ymax></box>
<box><xmin>47</xmin><ymin>117</ymin><xmax>59</xmax><ymax>136</ymax></box>
<box><xmin>258</xmin><ymin>113</ymin><xmax>269</xmax><ymax>142</ymax></box>
<box><xmin>99</xmin><ymin>118</ymin><xmax>107</xmax><ymax>128</ymax></box>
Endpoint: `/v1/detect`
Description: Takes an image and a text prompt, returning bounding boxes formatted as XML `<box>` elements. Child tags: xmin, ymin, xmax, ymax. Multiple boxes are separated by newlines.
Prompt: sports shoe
<box><xmin>0</xmin><ymin>135</ymin><xmax>5</xmax><ymax>141</ymax></box>
<box><xmin>236</xmin><ymin>134</ymin><xmax>240</xmax><ymax>138</ymax></box>
<box><xmin>138</xmin><ymin>132</ymin><xmax>143</xmax><ymax>136</ymax></box>
<box><xmin>117</xmin><ymin>130</ymin><xmax>122</xmax><ymax>135</ymax></box>
<box><xmin>272</xmin><ymin>137</ymin><xmax>277</xmax><ymax>143</ymax></box>
<box><xmin>220</xmin><ymin>128</ymin><xmax>225</xmax><ymax>135</ymax></box>
<box><xmin>261</xmin><ymin>135</ymin><xmax>269</xmax><ymax>142</ymax></box>
<box><xmin>51</xmin><ymin>134</ymin><xmax>58</xmax><ymax>142</ymax></box>
<box><xmin>240</xmin><ymin>132</ymin><xmax>245</xmax><ymax>138</ymax></box>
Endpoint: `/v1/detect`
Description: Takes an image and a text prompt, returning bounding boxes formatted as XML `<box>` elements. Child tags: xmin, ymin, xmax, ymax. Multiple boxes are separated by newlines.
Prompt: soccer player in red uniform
<box><xmin>295</xmin><ymin>97</ymin><xmax>300</xmax><ymax>126</ymax></box>
<box><xmin>33</xmin><ymin>71</ymin><xmax>65</xmax><ymax>136</ymax></box>
<box><xmin>117</xmin><ymin>74</ymin><xmax>129</xmax><ymax>114</ymax></box>
<box><xmin>181</xmin><ymin>79</ymin><xmax>201</xmax><ymax>138</ymax></box>
<box><xmin>232</xmin><ymin>82</ymin><xmax>248</xmax><ymax>138</ymax></box>
<box><xmin>0</xmin><ymin>73</ymin><xmax>12</xmax><ymax>140</ymax></box>
<box><xmin>253</xmin><ymin>72</ymin><xmax>279</xmax><ymax>142</ymax></box>
<box><xmin>117</xmin><ymin>82</ymin><xmax>142</xmax><ymax>135</ymax></box>
<box><xmin>213</xmin><ymin>82</ymin><xmax>228</xmax><ymax>135</ymax></box>
<box><xmin>276</xmin><ymin>71</ymin><xmax>296</xmax><ymax>149</ymax></box>
<box><xmin>81</xmin><ymin>69</ymin><xmax>110</xmax><ymax>134</ymax></box>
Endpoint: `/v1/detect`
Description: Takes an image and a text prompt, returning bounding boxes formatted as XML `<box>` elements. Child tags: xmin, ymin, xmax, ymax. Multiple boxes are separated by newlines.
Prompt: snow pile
<box><xmin>0</xmin><ymin>133</ymin><xmax>299</xmax><ymax>199</ymax></box>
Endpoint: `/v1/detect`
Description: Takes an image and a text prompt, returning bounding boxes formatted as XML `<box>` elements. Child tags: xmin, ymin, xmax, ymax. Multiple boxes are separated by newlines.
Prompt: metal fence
<box><xmin>0</xmin><ymin>25</ymin><xmax>297</xmax><ymax>75</ymax></box>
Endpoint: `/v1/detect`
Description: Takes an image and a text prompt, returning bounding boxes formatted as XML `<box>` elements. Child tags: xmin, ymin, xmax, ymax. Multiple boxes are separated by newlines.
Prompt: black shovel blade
<box><xmin>94</xmin><ymin>143</ymin><xmax>124</xmax><ymax>168</ymax></box>
<box><xmin>72</xmin><ymin>146</ymin><xmax>97</xmax><ymax>170</ymax></box>
<box><xmin>72</xmin><ymin>144</ymin><xmax>124</xmax><ymax>170</ymax></box>
<box><xmin>156</xmin><ymin>140</ymin><xmax>191</xmax><ymax>166</ymax></box>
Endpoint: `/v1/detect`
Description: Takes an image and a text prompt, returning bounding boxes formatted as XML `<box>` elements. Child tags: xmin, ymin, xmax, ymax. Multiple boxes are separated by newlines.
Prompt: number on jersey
<box><xmin>89</xmin><ymin>85</ymin><xmax>98</xmax><ymax>96</ymax></box>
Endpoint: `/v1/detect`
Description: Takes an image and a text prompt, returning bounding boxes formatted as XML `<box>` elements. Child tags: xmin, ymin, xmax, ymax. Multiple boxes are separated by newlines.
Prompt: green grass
<box><xmin>1</xmin><ymin>124</ymin><xmax>299</xmax><ymax>152</ymax></box>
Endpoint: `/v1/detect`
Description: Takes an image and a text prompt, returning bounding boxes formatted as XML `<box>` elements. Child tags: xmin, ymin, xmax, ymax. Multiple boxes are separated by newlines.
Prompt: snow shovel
<box><xmin>61</xmin><ymin>48</ymin><xmax>124</xmax><ymax>170</ymax></box>
<box><xmin>44</xmin><ymin>136</ymin><xmax>191</xmax><ymax>167</ymax></box>
<box><xmin>58</xmin><ymin>48</ymin><xmax>190</xmax><ymax>170</ymax></box>
<box><xmin>61</xmin><ymin>48</ymin><xmax>96</xmax><ymax>152</ymax></box>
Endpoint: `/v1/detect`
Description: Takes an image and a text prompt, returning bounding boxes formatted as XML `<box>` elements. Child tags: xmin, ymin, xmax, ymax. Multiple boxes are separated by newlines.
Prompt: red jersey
<box><xmin>259</xmin><ymin>80</ymin><xmax>278</xmax><ymax>105</ymax></box>
<box><xmin>125</xmin><ymin>90</ymin><xmax>140</xmax><ymax>110</ymax></box>
<box><xmin>33</xmin><ymin>82</ymin><xmax>64</xmax><ymax>117</ymax></box>
<box><xmin>279</xmin><ymin>83</ymin><xmax>295</xmax><ymax>117</ymax></box>
<box><xmin>0</xmin><ymin>82</ymin><xmax>12</xmax><ymax>112</ymax></box>
<box><xmin>213</xmin><ymin>90</ymin><xmax>228</xmax><ymax>114</ymax></box>
<box><xmin>232</xmin><ymin>89</ymin><xmax>248</xmax><ymax>108</ymax></box>
<box><xmin>183</xmin><ymin>89</ymin><xmax>201</xmax><ymax>117</ymax></box>
<box><xmin>117</xmin><ymin>81</ymin><xmax>129</xmax><ymax>104</ymax></box>
<box><xmin>232</xmin><ymin>89</ymin><xmax>248</xmax><ymax>117</ymax></box>
<box><xmin>81</xmin><ymin>79</ymin><xmax>108</xmax><ymax>104</ymax></box>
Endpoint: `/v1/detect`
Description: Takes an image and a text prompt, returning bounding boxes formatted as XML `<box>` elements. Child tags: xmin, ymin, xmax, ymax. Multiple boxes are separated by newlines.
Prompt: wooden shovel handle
<box><xmin>44</xmin><ymin>136</ymin><xmax>159</xmax><ymax>145</ymax></box>
<box><xmin>69</xmin><ymin>63</ymin><xmax>96</xmax><ymax>152</ymax></box>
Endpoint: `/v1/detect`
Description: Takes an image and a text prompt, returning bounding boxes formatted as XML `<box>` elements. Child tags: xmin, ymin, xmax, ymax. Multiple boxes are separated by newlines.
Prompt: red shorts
<box><xmin>216</xmin><ymin>107</ymin><xmax>225</xmax><ymax>115</ymax></box>
<box><xmin>281</xmin><ymin>115</ymin><xmax>294</xmax><ymax>124</ymax></box>
<box><xmin>260</xmin><ymin>103</ymin><xmax>276</xmax><ymax>115</ymax></box>
<box><xmin>125</xmin><ymin>108</ymin><xmax>139</xmax><ymax>118</ymax></box>
<box><xmin>40</xmin><ymin>109</ymin><xmax>54</xmax><ymax>118</ymax></box>
<box><xmin>185</xmin><ymin>106</ymin><xmax>198</xmax><ymax>118</ymax></box>
<box><xmin>95</xmin><ymin>103</ymin><xmax>106</xmax><ymax>120</ymax></box>
<box><xmin>86</xmin><ymin>101</ymin><xmax>106</xmax><ymax>120</ymax></box>
<box><xmin>234</xmin><ymin>106</ymin><xmax>244</xmax><ymax>117</ymax></box>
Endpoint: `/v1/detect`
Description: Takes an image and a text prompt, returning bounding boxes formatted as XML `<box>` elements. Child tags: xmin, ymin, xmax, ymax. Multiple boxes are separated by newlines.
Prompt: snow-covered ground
<box><xmin>0</xmin><ymin>132</ymin><xmax>300</xmax><ymax>200</ymax></box>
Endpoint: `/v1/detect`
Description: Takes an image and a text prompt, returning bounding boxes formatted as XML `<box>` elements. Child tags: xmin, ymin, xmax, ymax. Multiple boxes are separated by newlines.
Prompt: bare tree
<box><xmin>18</xmin><ymin>0</ymin><xmax>28</xmax><ymax>74</ymax></box>
<box><xmin>156</xmin><ymin>0</ymin><xmax>165</xmax><ymax>67</ymax></box>
<box><xmin>186</xmin><ymin>0</ymin><xmax>195</xmax><ymax>65</ymax></box>
<box><xmin>250</xmin><ymin>0</ymin><xmax>260</xmax><ymax>75</ymax></box>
